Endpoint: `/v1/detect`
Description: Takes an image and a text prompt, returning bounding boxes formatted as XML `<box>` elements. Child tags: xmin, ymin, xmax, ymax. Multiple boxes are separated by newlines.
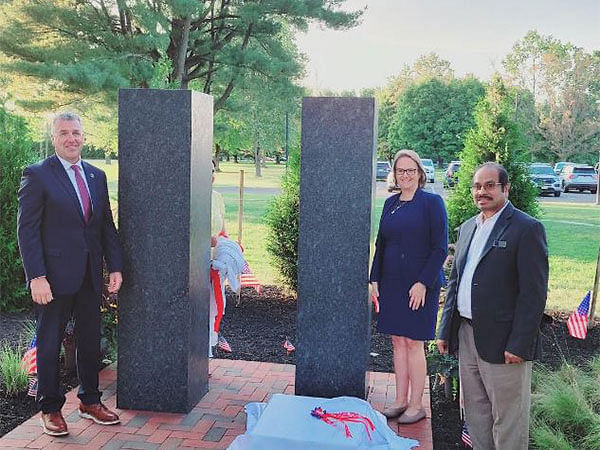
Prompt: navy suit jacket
<box><xmin>17</xmin><ymin>155</ymin><xmax>123</xmax><ymax>295</ymax></box>
<box><xmin>437</xmin><ymin>203</ymin><xmax>548</xmax><ymax>363</ymax></box>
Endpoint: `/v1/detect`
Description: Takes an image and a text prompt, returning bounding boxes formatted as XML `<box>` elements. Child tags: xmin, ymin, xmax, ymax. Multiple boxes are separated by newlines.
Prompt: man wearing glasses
<box><xmin>437</xmin><ymin>162</ymin><xmax>548</xmax><ymax>450</ymax></box>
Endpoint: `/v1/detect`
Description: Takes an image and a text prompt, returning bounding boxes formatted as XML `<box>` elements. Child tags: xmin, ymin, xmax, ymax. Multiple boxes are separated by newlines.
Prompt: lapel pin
<box><xmin>90</xmin><ymin>173</ymin><xmax>95</xmax><ymax>179</ymax></box>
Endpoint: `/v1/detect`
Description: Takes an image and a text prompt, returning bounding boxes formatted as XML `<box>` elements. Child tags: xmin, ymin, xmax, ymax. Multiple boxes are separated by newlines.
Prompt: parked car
<box><xmin>376</xmin><ymin>161</ymin><xmax>391</xmax><ymax>181</ymax></box>
<box><xmin>553</xmin><ymin>161</ymin><xmax>575</xmax><ymax>175</ymax></box>
<box><xmin>529</xmin><ymin>163</ymin><xmax>561</xmax><ymax>197</ymax></box>
<box><xmin>421</xmin><ymin>158</ymin><xmax>435</xmax><ymax>183</ymax></box>
<box><xmin>560</xmin><ymin>165</ymin><xmax>598</xmax><ymax>193</ymax></box>
<box><xmin>444</xmin><ymin>161</ymin><xmax>461</xmax><ymax>188</ymax></box>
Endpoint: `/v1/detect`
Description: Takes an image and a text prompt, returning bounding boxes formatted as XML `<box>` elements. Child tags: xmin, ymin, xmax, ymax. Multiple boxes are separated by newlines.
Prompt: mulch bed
<box><xmin>2</xmin><ymin>287</ymin><xmax>600</xmax><ymax>450</ymax></box>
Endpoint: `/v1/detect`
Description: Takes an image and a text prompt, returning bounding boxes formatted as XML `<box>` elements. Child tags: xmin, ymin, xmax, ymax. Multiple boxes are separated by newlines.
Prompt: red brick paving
<box><xmin>1</xmin><ymin>360</ymin><xmax>432</xmax><ymax>449</ymax></box>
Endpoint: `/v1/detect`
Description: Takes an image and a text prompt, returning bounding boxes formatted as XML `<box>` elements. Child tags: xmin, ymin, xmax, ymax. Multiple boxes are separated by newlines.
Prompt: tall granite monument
<box><xmin>296</xmin><ymin>97</ymin><xmax>378</xmax><ymax>399</ymax></box>
<box><xmin>117</xmin><ymin>89</ymin><xmax>213</xmax><ymax>413</ymax></box>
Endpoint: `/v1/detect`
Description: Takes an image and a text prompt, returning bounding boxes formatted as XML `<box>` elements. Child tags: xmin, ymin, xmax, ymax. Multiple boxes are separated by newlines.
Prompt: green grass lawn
<box><xmin>538</xmin><ymin>203</ymin><xmax>600</xmax><ymax>310</ymax></box>
<box><xmin>91</xmin><ymin>158</ymin><xmax>599</xmax><ymax>311</ymax></box>
<box><xmin>214</xmin><ymin>161</ymin><xmax>287</xmax><ymax>189</ymax></box>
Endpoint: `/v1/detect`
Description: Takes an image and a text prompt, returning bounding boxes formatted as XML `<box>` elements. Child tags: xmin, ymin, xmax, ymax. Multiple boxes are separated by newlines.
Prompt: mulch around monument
<box><xmin>2</xmin><ymin>287</ymin><xmax>600</xmax><ymax>450</ymax></box>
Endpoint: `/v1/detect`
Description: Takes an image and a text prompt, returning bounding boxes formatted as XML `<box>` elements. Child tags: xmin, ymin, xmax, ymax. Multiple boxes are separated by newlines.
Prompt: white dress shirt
<box><xmin>56</xmin><ymin>154</ymin><xmax>93</xmax><ymax>213</ymax></box>
<box><xmin>456</xmin><ymin>201</ymin><xmax>509</xmax><ymax>319</ymax></box>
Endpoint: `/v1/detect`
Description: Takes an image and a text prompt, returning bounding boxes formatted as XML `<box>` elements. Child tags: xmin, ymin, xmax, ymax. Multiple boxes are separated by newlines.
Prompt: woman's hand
<box><xmin>408</xmin><ymin>282</ymin><xmax>426</xmax><ymax>310</ymax></box>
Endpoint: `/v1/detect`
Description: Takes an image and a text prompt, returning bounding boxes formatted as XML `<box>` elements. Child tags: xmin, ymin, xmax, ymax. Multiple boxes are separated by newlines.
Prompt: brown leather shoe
<box><xmin>78</xmin><ymin>402</ymin><xmax>120</xmax><ymax>425</ymax></box>
<box><xmin>40</xmin><ymin>411</ymin><xmax>69</xmax><ymax>436</ymax></box>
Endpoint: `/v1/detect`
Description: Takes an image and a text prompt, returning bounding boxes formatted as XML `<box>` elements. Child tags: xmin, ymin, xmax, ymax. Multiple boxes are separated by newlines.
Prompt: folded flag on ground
<box><xmin>21</xmin><ymin>336</ymin><xmax>37</xmax><ymax>375</ymax></box>
<box><xmin>283</xmin><ymin>338</ymin><xmax>295</xmax><ymax>354</ymax></box>
<box><xmin>567</xmin><ymin>291</ymin><xmax>591</xmax><ymax>340</ymax></box>
<box><xmin>461</xmin><ymin>421</ymin><xmax>473</xmax><ymax>448</ymax></box>
<box><xmin>241</xmin><ymin>262</ymin><xmax>262</xmax><ymax>294</ymax></box>
<box><xmin>218</xmin><ymin>334</ymin><xmax>232</xmax><ymax>353</ymax></box>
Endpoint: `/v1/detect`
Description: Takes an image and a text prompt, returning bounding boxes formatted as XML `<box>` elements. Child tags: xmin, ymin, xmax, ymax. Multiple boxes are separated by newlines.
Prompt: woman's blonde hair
<box><xmin>391</xmin><ymin>149</ymin><xmax>427</xmax><ymax>188</ymax></box>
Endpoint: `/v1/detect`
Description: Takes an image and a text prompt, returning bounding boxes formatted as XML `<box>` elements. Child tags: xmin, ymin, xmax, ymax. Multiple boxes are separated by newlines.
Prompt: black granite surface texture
<box><xmin>116</xmin><ymin>89</ymin><xmax>213</xmax><ymax>413</ymax></box>
<box><xmin>296</xmin><ymin>97</ymin><xmax>378</xmax><ymax>399</ymax></box>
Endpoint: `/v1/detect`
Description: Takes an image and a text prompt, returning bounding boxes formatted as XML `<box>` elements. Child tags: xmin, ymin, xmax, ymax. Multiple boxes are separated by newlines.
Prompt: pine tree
<box><xmin>446</xmin><ymin>75</ymin><xmax>539</xmax><ymax>239</ymax></box>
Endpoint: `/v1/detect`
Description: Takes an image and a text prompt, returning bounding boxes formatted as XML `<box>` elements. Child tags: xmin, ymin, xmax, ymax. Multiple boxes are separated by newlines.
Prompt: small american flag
<box><xmin>283</xmin><ymin>337</ymin><xmax>295</xmax><ymax>354</ymax></box>
<box><xmin>21</xmin><ymin>336</ymin><xmax>37</xmax><ymax>375</ymax></box>
<box><xmin>461</xmin><ymin>421</ymin><xmax>473</xmax><ymax>448</ymax></box>
<box><xmin>241</xmin><ymin>263</ymin><xmax>261</xmax><ymax>294</ymax></box>
<box><xmin>217</xmin><ymin>334</ymin><xmax>232</xmax><ymax>353</ymax></box>
<box><xmin>567</xmin><ymin>291</ymin><xmax>590</xmax><ymax>340</ymax></box>
<box><xmin>27</xmin><ymin>376</ymin><xmax>38</xmax><ymax>397</ymax></box>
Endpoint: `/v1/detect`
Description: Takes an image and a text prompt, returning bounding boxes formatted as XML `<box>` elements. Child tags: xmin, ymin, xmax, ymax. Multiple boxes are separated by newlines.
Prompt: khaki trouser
<box><xmin>458</xmin><ymin>320</ymin><xmax>532</xmax><ymax>450</ymax></box>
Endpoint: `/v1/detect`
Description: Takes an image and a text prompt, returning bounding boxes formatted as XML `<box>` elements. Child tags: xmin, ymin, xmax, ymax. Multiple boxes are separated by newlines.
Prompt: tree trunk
<box><xmin>275</xmin><ymin>153</ymin><xmax>281</xmax><ymax>164</ymax></box>
<box><xmin>260</xmin><ymin>147</ymin><xmax>266</xmax><ymax>168</ymax></box>
<box><xmin>233</xmin><ymin>154</ymin><xmax>238</xmax><ymax>163</ymax></box>
<box><xmin>105</xmin><ymin>152</ymin><xmax>111</xmax><ymax>165</ymax></box>
<box><xmin>254</xmin><ymin>139</ymin><xmax>262</xmax><ymax>177</ymax></box>
<box><xmin>214</xmin><ymin>143</ymin><xmax>221</xmax><ymax>172</ymax></box>
<box><xmin>175</xmin><ymin>16</ymin><xmax>192</xmax><ymax>88</ymax></box>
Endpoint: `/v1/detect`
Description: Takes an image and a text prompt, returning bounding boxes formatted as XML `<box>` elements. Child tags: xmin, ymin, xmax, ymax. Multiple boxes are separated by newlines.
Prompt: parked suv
<box><xmin>444</xmin><ymin>161</ymin><xmax>460</xmax><ymax>188</ymax></box>
<box><xmin>421</xmin><ymin>158</ymin><xmax>435</xmax><ymax>183</ymax></box>
<box><xmin>529</xmin><ymin>164</ymin><xmax>561</xmax><ymax>197</ymax></box>
<box><xmin>376</xmin><ymin>161</ymin><xmax>391</xmax><ymax>181</ymax></box>
<box><xmin>560</xmin><ymin>165</ymin><xmax>598</xmax><ymax>193</ymax></box>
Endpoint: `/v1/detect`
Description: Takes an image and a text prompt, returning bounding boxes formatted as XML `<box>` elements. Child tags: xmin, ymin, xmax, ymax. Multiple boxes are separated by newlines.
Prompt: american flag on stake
<box><xmin>217</xmin><ymin>334</ymin><xmax>232</xmax><ymax>353</ymax></box>
<box><xmin>461</xmin><ymin>422</ymin><xmax>473</xmax><ymax>448</ymax></box>
<box><xmin>283</xmin><ymin>337</ymin><xmax>295</xmax><ymax>354</ymax></box>
<box><xmin>240</xmin><ymin>262</ymin><xmax>261</xmax><ymax>294</ymax></box>
<box><xmin>27</xmin><ymin>377</ymin><xmax>38</xmax><ymax>397</ymax></box>
<box><xmin>21</xmin><ymin>336</ymin><xmax>37</xmax><ymax>375</ymax></box>
<box><xmin>567</xmin><ymin>291</ymin><xmax>591</xmax><ymax>340</ymax></box>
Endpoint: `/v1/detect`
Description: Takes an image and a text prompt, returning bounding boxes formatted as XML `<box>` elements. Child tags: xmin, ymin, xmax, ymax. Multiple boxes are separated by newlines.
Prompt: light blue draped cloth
<box><xmin>228</xmin><ymin>394</ymin><xmax>419</xmax><ymax>450</ymax></box>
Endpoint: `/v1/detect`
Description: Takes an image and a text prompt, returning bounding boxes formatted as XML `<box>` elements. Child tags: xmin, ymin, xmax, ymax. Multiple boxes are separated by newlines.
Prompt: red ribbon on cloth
<box><xmin>311</xmin><ymin>407</ymin><xmax>375</xmax><ymax>440</ymax></box>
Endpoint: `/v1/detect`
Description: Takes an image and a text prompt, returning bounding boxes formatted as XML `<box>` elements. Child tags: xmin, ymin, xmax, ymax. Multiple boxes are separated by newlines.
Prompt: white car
<box><xmin>421</xmin><ymin>158</ymin><xmax>435</xmax><ymax>183</ymax></box>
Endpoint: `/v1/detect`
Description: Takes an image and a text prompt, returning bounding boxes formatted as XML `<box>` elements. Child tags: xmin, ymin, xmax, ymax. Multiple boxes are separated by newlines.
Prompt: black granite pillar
<box><xmin>117</xmin><ymin>89</ymin><xmax>213</xmax><ymax>413</ymax></box>
<box><xmin>296</xmin><ymin>97</ymin><xmax>377</xmax><ymax>399</ymax></box>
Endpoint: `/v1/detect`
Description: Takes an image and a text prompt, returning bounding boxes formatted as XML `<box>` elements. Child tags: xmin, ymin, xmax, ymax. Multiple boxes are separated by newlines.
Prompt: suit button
<box><xmin>401</xmin><ymin>253</ymin><xmax>405</xmax><ymax>259</ymax></box>
<box><xmin>473</xmin><ymin>282</ymin><xmax>478</xmax><ymax>287</ymax></box>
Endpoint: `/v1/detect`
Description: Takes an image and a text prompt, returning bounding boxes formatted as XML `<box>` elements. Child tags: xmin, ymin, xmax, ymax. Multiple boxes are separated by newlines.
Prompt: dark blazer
<box><xmin>17</xmin><ymin>155</ymin><xmax>122</xmax><ymax>295</ymax></box>
<box><xmin>437</xmin><ymin>202</ymin><xmax>548</xmax><ymax>364</ymax></box>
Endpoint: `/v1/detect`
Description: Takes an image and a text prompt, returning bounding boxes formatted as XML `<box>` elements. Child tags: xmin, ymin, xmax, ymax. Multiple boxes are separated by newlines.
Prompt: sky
<box><xmin>295</xmin><ymin>0</ymin><xmax>600</xmax><ymax>92</ymax></box>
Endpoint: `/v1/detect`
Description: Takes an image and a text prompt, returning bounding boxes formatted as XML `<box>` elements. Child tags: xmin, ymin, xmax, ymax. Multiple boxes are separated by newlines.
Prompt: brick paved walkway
<box><xmin>1</xmin><ymin>359</ymin><xmax>432</xmax><ymax>449</ymax></box>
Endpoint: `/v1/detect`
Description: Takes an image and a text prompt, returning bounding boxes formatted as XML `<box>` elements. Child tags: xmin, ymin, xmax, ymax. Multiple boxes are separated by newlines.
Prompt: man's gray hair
<box><xmin>51</xmin><ymin>112</ymin><xmax>82</xmax><ymax>135</ymax></box>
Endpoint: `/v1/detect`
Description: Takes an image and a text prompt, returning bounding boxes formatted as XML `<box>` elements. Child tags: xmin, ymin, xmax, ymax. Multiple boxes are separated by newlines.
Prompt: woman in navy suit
<box><xmin>370</xmin><ymin>150</ymin><xmax>448</xmax><ymax>424</ymax></box>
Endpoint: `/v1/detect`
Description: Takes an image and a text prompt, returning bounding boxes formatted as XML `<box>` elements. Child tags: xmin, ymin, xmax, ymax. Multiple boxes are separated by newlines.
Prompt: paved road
<box><xmin>217</xmin><ymin>180</ymin><xmax>598</xmax><ymax>205</ymax></box>
<box><xmin>376</xmin><ymin>179</ymin><xmax>598</xmax><ymax>205</ymax></box>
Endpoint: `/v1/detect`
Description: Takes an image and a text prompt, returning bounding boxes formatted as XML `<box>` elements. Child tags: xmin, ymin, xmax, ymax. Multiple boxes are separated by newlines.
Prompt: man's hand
<box><xmin>31</xmin><ymin>277</ymin><xmax>53</xmax><ymax>305</ymax></box>
<box><xmin>504</xmin><ymin>351</ymin><xmax>524</xmax><ymax>364</ymax></box>
<box><xmin>108</xmin><ymin>272</ymin><xmax>123</xmax><ymax>294</ymax></box>
<box><xmin>408</xmin><ymin>282</ymin><xmax>427</xmax><ymax>310</ymax></box>
<box><xmin>437</xmin><ymin>339</ymin><xmax>448</xmax><ymax>355</ymax></box>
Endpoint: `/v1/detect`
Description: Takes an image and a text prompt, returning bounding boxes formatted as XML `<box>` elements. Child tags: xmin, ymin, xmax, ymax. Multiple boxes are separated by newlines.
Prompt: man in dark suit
<box><xmin>437</xmin><ymin>162</ymin><xmax>548</xmax><ymax>450</ymax></box>
<box><xmin>18</xmin><ymin>112</ymin><xmax>123</xmax><ymax>436</ymax></box>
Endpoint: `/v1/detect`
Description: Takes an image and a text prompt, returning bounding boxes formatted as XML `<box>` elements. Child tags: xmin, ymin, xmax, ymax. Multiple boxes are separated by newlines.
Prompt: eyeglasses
<box><xmin>395</xmin><ymin>168</ymin><xmax>417</xmax><ymax>176</ymax></box>
<box><xmin>470</xmin><ymin>182</ymin><xmax>503</xmax><ymax>191</ymax></box>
